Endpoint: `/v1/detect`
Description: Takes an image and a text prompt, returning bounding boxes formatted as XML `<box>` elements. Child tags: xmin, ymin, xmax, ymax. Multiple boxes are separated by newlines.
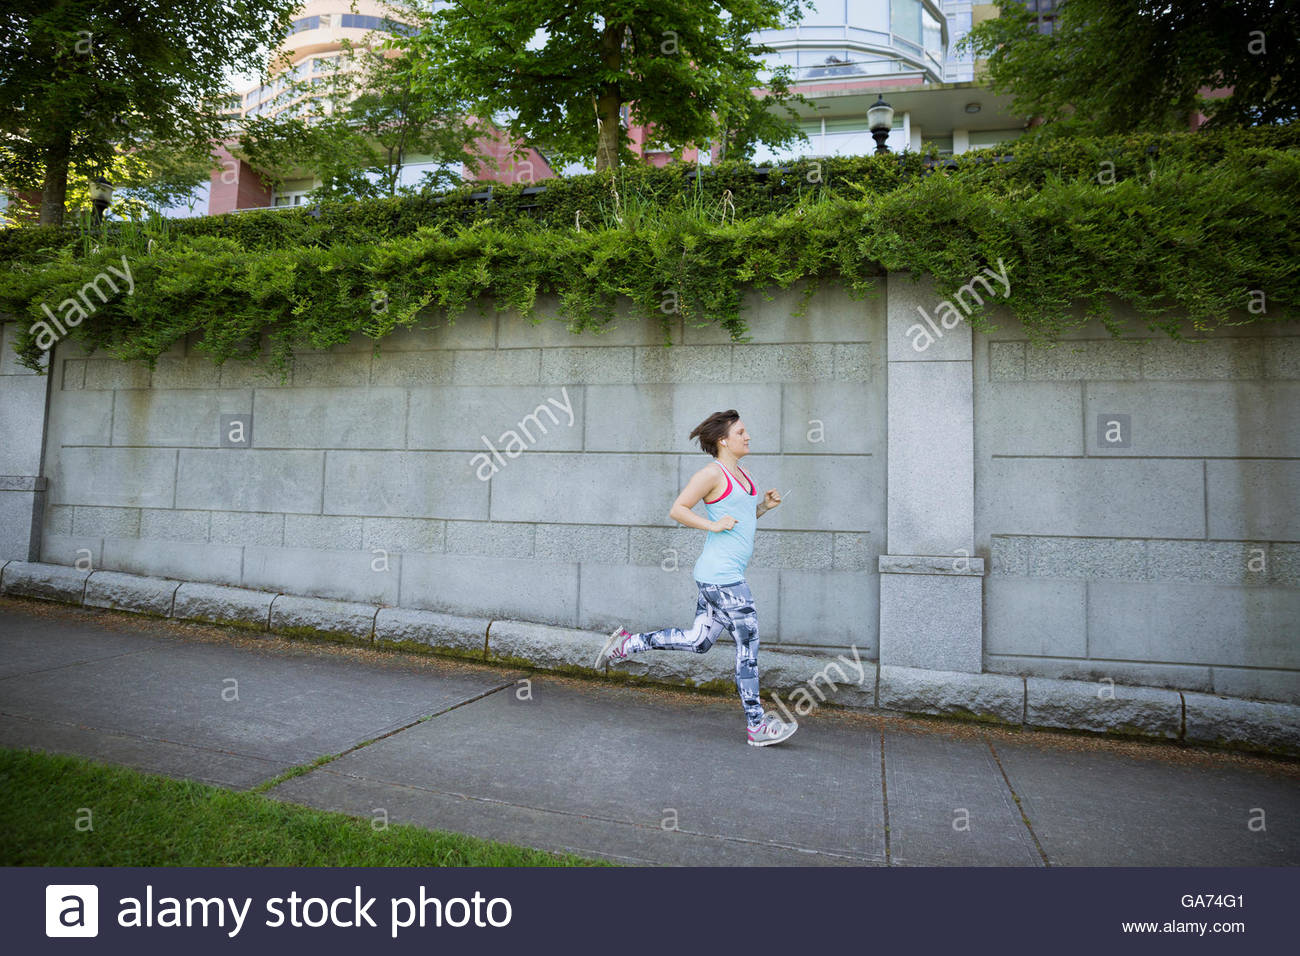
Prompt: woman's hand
<box><xmin>759</xmin><ymin>489</ymin><xmax>782</xmax><ymax>514</ymax></box>
<box><xmin>710</xmin><ymin>515</ymin><xmax>738</xmax><ymax>533</ymax></box>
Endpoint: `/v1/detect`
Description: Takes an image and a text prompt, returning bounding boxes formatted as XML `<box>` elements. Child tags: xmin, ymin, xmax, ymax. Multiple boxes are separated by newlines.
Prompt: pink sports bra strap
<box><xmin>704</xmin><ymin>461</ymin><xmax>733</xmax><ymax>503</ymax></box>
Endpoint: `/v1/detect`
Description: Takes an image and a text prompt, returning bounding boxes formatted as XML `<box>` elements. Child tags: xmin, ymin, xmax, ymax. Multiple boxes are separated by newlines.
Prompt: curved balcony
<box><xmin>754</xmin><ymin>0</ymin><xmax>948</xmax><ymax>84</ymax></box>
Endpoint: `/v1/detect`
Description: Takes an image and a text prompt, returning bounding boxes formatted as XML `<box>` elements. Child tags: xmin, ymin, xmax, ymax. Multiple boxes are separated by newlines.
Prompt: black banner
<box><xmin>4</xmin><ymin>865</ymin><xmax>1292</xmax><ymax>953</ymax></box>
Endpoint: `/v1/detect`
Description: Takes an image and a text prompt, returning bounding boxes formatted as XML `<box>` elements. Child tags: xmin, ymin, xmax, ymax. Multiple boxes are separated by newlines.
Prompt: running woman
<box><xmin>593</xmin><ymin>409</ymin><xmax>797</xmax><ymax>747</ymax></box>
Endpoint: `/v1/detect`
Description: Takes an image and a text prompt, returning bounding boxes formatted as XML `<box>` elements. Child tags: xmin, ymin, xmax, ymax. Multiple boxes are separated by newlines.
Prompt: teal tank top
<box><xmin>693</xmin><ymin>460</ymin><xmax>758</xmax><ymax>585</ymax></box>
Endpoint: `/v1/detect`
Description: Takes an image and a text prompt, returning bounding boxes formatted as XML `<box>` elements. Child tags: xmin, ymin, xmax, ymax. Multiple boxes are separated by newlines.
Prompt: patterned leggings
<box><xmin>624</xmin><ymin>580</ymin><xmax>763</xmax><ymax>728</ymax></box>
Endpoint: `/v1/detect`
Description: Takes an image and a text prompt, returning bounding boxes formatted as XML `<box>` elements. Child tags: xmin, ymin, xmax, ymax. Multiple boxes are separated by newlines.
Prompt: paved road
<box><xmin>2</xmin><ymin>595</ymin><xmax>1297</xmax><ymax>866</ymax></box>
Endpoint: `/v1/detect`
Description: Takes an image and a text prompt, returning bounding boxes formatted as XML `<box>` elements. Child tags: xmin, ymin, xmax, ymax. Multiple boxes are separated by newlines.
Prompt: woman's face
<box><xmin>724</xmin><ymin>419</ymin><xmax>751</xmax><ymax>457</ymax></box>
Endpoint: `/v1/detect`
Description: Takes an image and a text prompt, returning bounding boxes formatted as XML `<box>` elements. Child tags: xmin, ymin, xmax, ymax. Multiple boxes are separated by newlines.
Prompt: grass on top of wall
<box><xmin>0</xmin><ymin>746</ymin><xmax>609</xmax><ymax>867</ymax></box>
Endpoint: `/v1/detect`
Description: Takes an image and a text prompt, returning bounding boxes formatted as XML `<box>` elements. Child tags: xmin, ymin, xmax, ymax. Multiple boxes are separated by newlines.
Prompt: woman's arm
<box><xmin>668</xmin><ymin>466</ymin><xmax>734</xmax><ymax>533</ymax></box>
<box><xmin>757</xmin><ymin>489</ymin><xmax>782</xmax><ymax>518</ymax></box>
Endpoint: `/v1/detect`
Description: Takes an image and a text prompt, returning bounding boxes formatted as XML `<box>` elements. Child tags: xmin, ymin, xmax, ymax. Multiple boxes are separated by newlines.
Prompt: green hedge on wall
<box><xmin>4</xmin><ymin>123</ymin><xmax>1296</xmax><ymax>260</ymax></box>
<box><xmin>2</xmin><ymin>124</ymin><xmax>1297</xmax><ymax>377</ymax></box>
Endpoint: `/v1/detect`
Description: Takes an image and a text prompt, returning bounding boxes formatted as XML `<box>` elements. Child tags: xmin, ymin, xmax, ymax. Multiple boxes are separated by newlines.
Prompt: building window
<box><xmin>338</xmin><ymin>13</ymin><xmax>417</xmax><ymax>36</ymax></box>
<box><xmin>845</xmin><ymin>0</ymin><xmax>890</xmax><ymax>34</ymax></box>
<box><xmin>1017</xmin><ymin>0</ymin><xmax>1058</xmax><ymax>34</ymax></box>
<box><xmin>272</xmin><ymin>189</ymin><xmax>311</xmax><ymax>207</ymax></box>
<box><xmin>801</xmin><ymin>51</ymin><xmax>858</xmax><ymax>79</ymax></box>
<box><xmin>801</xmin><ymin>1</ymin><xmax>845</xmax><ymax>27</ymax></box>
<box><xmin>923</xmin><ymin>135</ymin><xmax>954</xmax><ymax>156</ymax></box>
<box><xmin>891</xmin><ymin>0</ymin><xmax>922</xmax><ymax>48</ymax></box>
<box><xmin>822</xmin><ymin>115</ymin><xmax>868</xmax><ymax>132</ymax></box>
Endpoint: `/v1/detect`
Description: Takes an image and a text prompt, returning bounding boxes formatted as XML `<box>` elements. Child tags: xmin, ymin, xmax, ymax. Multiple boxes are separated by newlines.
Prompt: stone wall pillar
<box><xmin>0</xmin><ymin>320</ymin><xmax>52</xmax><ymax>561</ymax></box>
<box><xmin>878</xmin><ymin>274</ymin><xmax>985</xmax><ymax>672</ymax></box>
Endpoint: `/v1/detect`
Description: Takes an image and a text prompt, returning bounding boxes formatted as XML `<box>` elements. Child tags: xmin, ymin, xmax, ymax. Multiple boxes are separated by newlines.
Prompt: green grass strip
<box><xmin>0</xmin><ymin>746</ymin><xmax>610</xmax><ymax>867</ymax></box>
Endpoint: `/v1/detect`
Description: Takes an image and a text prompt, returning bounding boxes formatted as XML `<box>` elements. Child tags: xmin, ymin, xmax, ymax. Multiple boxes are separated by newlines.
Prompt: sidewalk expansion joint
<box><xmin>879</xmin><ymin>727</ymin><xmax>891</xmax><ymax>866</ymax></box>
<box><xmin>983</xmin><ymin>734</ymin><xmax>1051</xmax><ymax>867</ymax></box>
<box><xmin>249</xmin><ymin>677</ymin><xmax>522</xmax><ymax>794</ymax></box>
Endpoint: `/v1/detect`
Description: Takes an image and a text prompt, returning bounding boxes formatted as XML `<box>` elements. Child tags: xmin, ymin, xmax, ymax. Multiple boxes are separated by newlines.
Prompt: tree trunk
<box><xmin>595</xmin><ymin>89</ymin><xmax>622</xmax><ymax>172</ymax></box>
<box><xmin>39</xmin><ymin>131</ymin><xmax>73</xmax><ymax>226</ymax></box>
<box><xmin>594</xmin><ymin>23</ymin><xmax>624</xmax><ymax>172</ymax></box>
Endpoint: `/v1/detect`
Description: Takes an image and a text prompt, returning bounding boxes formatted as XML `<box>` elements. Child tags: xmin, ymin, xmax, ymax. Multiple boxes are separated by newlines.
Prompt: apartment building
<box><xmin>204</xmin><ymin>0</ymin><xmax>1035</xmax><ymax>215</ymax></box>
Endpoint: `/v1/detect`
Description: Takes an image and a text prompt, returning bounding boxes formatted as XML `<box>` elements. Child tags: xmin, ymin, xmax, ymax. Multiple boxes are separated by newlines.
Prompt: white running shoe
<box><xmin>747</xmin><ymin>712</ymin><xmax>798</xmax><ymax>746</ymax></box>
<box><xmin>594</xmin><ymin>626</ymin><xmax>635</xmax><ymax>668</ymax></box>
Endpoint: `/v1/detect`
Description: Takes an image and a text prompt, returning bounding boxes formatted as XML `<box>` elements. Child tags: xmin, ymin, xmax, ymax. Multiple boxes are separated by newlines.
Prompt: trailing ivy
<box><xmin>1</xmin><ymin>126</ymin><xmax>1297</xmax><ymax>378</ymax></box>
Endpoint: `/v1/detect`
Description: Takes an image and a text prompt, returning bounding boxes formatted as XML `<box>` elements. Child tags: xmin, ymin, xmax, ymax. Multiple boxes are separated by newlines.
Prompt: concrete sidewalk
<box><xmin>2</xmin><ymin>595</ymin><xmax>1297</xmax><ymax>867</ymax></box>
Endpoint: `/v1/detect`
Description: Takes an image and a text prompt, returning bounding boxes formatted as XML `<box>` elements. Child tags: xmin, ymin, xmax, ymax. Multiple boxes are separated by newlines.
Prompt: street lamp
<box><xmin>88</xmin><ymin>177</ymin><xmax>114</xmax><ymax>224</ymax></box>
<box><xmin>867</xmin><ymin>95</ymin><xmax>895</xmax><ymax>155</ymax></box>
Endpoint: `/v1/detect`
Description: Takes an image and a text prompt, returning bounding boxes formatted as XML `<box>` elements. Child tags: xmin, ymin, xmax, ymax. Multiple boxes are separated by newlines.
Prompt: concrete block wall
<box><xmin>974</xmin><ymin>304</ymin><xmax>1300</xmax><ymax>704</ymax></box>
<box><xmin>8</xmin><ymin>274</ymin><xmax>1298</xmax><ymax>707</ymax></box>
<box><xmin>28</xmin><ymin>281</ymin><xmax>887</xmax><ymax>651</ymax></box>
